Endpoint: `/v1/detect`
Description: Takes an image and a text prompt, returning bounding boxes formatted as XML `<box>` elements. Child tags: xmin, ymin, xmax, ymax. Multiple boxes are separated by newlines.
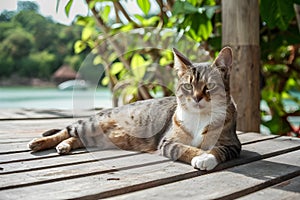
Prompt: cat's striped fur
<box><xmin>28</xmin><ymin>47</ymin><xmax>241</xmax><ymax>171</ymax></box>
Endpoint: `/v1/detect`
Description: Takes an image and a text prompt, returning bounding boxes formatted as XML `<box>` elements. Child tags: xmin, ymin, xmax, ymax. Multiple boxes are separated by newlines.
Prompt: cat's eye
<box><xmin>183</xmin><ymin>83</ymin><xmax>193</xmax><ymax>90</ymax></box>
<box><xmin>206</xmin><ymin>83</ymin><xmax>216</xmax><ymax>89</ymax></box>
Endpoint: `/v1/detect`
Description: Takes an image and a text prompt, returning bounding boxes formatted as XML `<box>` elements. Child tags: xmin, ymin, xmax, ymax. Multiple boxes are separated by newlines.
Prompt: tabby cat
<box><xmin>28</xmin><ymin>47</ymin><xmax>241</xmax><ymax>171</ymax></box>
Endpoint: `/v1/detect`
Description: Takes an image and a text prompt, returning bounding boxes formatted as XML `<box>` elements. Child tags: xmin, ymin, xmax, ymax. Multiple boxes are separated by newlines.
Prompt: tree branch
<box><xmin>166</xmin><ymin>0</ymin><xmax>174</xmax><ymax>10</ymax></box>
<box><xmin>87</xmin><ymin>0</ymin><xmax>131</xmax><ymax>69</ymax></box>
<box><xmin>86</xmin><ymin>0</ymin><xmax>153</xmax><ymax>105</ymax></box>
<box><xmin>294</xmin><ymin>4</ymin><xmax>300</xmax><ymax>33</ymax></box>
<box><xmin>156</xmin><ymin>0</ymin><xmax>168</xmax><ymax>22</ymax></box>
<box><xmin>113</xmin><ymin>1</ymin><xmax>137</xmax><ymax>26</ymax></box>
<box><xmin>113</xmin><ymin>2</ymin><xmax>121</xmax><ymax>23</ymax></box>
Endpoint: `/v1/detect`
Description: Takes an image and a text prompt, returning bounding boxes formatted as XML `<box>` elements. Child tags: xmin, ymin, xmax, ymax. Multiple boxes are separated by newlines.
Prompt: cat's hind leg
<box><xmin>28</xmin><ymin>129</ymin><xmax>70</xmax><ymax>152</ymax></box>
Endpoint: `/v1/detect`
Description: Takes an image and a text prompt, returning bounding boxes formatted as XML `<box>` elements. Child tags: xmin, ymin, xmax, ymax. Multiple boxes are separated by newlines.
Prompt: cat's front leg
<box><xmin>192</xmin><ymin>144</ymin><xmax>241</xmax><ymax>170</ymax></box>
<box><xmin>160</xmin><ymin>139</ymin><xmax>219</xmax><ymax>171</ymax></box>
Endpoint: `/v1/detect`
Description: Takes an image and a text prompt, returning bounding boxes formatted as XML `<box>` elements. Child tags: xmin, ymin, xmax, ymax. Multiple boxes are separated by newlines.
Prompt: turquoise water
<box><xmin>1</xmin><ymin>87</ymin><xmax>299</xmax><ymax>134</ymax></box>
<box><xmin>0</xmin><ymin>87</ymin><xmax>113</xmax><ymax>109</ymax></box>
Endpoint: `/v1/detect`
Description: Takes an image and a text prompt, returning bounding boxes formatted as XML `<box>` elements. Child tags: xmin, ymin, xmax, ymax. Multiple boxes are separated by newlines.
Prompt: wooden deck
<box><xmin>0</xmin><ymin>110</ymin><xmax>300</xmax><ymax>199</ymax></box>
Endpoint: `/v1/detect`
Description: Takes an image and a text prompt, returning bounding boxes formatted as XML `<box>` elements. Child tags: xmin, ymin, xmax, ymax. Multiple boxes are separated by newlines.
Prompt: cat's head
<box><xmin>173</xmin><ymin>47</ymin><xmax>232</xmax><ymax>113</ymax></box>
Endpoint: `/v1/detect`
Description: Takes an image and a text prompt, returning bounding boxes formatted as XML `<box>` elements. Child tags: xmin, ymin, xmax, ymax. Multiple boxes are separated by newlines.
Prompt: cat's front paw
<box><xmin>191</xmin><ymin>153</ymin><xmax>218</xmax><ymax>171</ymax></box>
<box><xmin>56</xmin><ymin>142</ymin><xmax>71</xmax><ymax>154</ymax></box>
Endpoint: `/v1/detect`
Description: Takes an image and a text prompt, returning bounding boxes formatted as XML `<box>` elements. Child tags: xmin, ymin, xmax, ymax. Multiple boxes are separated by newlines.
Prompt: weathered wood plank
<box><xmin>238</xmin><ymin>176</ymin><xmax>300</xmax><ymax>200</ymax></box>
<box><xmin>0</xmin><ymin>118</ymin><xmax>80</xmax><ymax>134</ymax></box>
<box><xmin>0</xmin><ymin>149</ymin><xmax>89</xmax><ymax>164</ymax></box>
<box><xmin>0</xmin><ymin>136</ymin><xmax>299</xmax><ymax>199</ymax></box>
<box><xmin>0</xmin><ymin>109</ymin><xmax>99</xmax><ymax>120</ymax></box>
<box><xmin>0</xmin><ymin>142</ymin><xmax>31</xmax><ymax>153</ymax></box>
<box><xmin>107</xmin><ymin>150</ymin><xmax>300</xmax><ymax>200</ymax></box>
<box><xmin>0</xmin><ymin>151</ymin><xmax>170</xmax><ymax>191</ymax></box>
<box><xmin>0</xmin><ymin>138</ymin><xmax>34</xmax><ymax>144</ymax></box>
<box><xmin>0</xmin><ymin>150</ymin><xmax>139</xmax><ymax>174</ymax></box>
<box><xmin>238</xmin><ymin>132</ymin><xmax>280</xmax><ymax>144</ymax></box>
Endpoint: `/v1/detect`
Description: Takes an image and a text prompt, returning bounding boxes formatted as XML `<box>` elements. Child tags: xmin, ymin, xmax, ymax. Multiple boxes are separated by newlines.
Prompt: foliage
<box><xmin>0</xmin><ymin>28</ymin><xmax>33</xmax><ymax>59</ymax></box>
<box><xmin>260</xmin><ymin>0</ymin><xmax>300</xmax><ymax>136</ymax></box>
<box><xmin>61</xmin><ymin>0</ymin><xmax>299</xmax><ymax>136</ymax></box>
<box><xmin>0</xmin><ymin>1</ymin><xmax>86</xmax><ymax>80</ymax></box>
<box><xmin>61</xmin><ymin>0</ymin><xmax>219</xmax><ymax>107</ymax></box>
<box><xmin>17</xmin><ymin>1</ymin><xmax>39</xmax><ymax>12</ymax></box>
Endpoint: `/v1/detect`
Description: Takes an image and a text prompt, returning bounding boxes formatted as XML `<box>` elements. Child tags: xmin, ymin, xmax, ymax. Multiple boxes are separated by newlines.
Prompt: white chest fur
<box><xmin>176</xmin><ymin>105</ymin><xmax>211</xmax><ymax>147</ymax></box>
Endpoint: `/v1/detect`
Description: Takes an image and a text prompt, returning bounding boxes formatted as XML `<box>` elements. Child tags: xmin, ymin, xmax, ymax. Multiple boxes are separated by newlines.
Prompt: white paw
<box><xmin>191</xmin><ymin>153</ymin><xmax>218</xmax><ymax>171</ymax></box>
<box><xmin>56</xmin><ymin>143</ymin><xmax>71</xmax><ymax>154</ymax></box>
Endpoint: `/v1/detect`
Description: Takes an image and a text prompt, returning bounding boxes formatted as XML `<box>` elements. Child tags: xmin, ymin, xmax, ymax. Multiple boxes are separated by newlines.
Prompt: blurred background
<box><xmin>0</xmin><ymin>0</ymin><xmax>299</xmax><ymax>136</ymax></box>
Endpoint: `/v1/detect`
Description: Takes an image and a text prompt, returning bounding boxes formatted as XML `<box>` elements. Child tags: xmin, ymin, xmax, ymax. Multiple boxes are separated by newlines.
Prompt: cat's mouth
<box><xmin>191</xmin><ymin>99</ymin><xmax>206</xmax><ymax>109</ymax></box>
<box><xmin>197</xmin><ymin>102</ymin><xmax>206</xmax><ymax>109</ymax></box>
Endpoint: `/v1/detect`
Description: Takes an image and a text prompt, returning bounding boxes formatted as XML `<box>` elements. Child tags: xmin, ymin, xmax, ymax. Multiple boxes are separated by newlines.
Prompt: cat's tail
<box><xmin>41</xmin><ymin>129</ymin><xmax>62</xmax><ymax>137</ymax></box>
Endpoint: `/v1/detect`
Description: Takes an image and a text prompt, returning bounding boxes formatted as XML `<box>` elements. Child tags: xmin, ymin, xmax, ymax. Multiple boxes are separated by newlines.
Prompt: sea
<box><xmin>0</xmin><ymin>87</ymin><xmax>299</xmax><ymax>134</ymax></box>
<box><xmin>0</xmin><ymin>87</ymin><xmax>113</xmax><ymax>110</ymax></box>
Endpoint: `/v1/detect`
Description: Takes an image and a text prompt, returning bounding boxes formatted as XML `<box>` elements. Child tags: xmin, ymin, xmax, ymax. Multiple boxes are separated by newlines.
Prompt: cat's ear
<box><xmin>213</xmin><ymin>47</ymin><xmax>232</xmax><ymax>68</ymax></box>
<box><xmin>173</xmin><ymin>48</ymin><xmax>192</xmax><ymax>77</ymax></box>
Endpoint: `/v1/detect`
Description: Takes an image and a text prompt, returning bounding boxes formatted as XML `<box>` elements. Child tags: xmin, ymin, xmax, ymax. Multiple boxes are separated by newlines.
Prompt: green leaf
<box><xmin>101</xmin><ymin>5</ymin><xmax>111</xmax><ymax>23</ymax></box>
<box><xmin>205</xmin><ymin>5</ymin><xmax>219</xmax><ymax>19</ymax></box>
<box><xmin>160</xmin><ymin>50</ymin><xmax>173</xmax><ymax>66</ymax></box>
<box><xmin>110</xmin><ymin>62</ymin><xmax>124</xmax><ymax>75</ymax></box>
<box><xmin>262</xmin><ymin>113</ymin><xmax>291</xmax><ymax>134</ymax></box>
<box><xmin>286</xmin><ymin>78</ymin><xmax>297</xmax><ymax>88</ymax></box>
<box><xmin>76</xmin><ymin>16</ymin><xmax>94</xmax><ymax>26</ymax></box>
<box><xmin>134</xmin><ymin>14</ymin><xmax>160</xmax><ymax>26</ymax></box>
<box><xmin>65</xmin><ymin>0</ymin><xmax>73</xmax><ymax>17</ymax></box>
<box><xmin>137</xmin><ymin>0</ymin><xmax>151</xmax><ymax>15</ymax></box>
<box><xmin>101</xmin><ymin>76</ymin><xmax>110</xmax><ymax>86</ymax></box>
<box><xmin>82</xmin><ymin>27</ymin><xmax>93</xmax><ymax>41</ymax></box>
<box><xmin>198</xmin><ymin>18</ymin><xmax>212</xmax><ymax>40</ymax></box>
<box><xmin>56</xmin><ymin>0</ymin><xmax>61</xmax><ymax>13</ymax></box>
<box><xmin>134</xmin><ymin>14</ymin><xmax>144</xmax><ymax>23</ymax></box>
<box><xmin>88</xmin><ymin>0</ymin><xmax>96</xmax><ymax>9</ymax></box>
<box><xmin>144</xmin><ymin>16</ymin><xmax>160</xmax><ymax>26</ymax></box>
<box><xmin>187</xmin><ymin>0</ymin><xmax>198</xmax><ymax>6</ymax></box>
<box><xmin>131</xmin><ymin>54</ymin><xmax>147</xmax><ymax>80</ymax></box>
<box><xmin>184</xmin><ymin>13</ymin><xmax>213</xmax><ymax>42</ymax></box>
<box><xmin>74</xmin><ymin>40</ymin><xmax>86</xmax><ymax>54</ymax></box>
<box><xmin>172</xmin><ymin>1</ymin><xmax>198</xmax><ymax>15</ymax></box>
<box><xmin>93</xmin><ymin>55</ymin><xmax>102</xmax><ymax>65</ymax></box>
<box><xmin>260</xmin><ymin>0</ymin><xmax>296</xmax><ymax>30</ymax></box>
<box><xmin>112</xmin><ymin>23</ymin><xmax>134</xmax><ymax>34</ymax></box>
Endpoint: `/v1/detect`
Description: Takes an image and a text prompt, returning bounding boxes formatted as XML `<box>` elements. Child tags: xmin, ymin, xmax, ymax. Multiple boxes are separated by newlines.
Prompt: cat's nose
<box><xmin>193</xmin><ymin>95</ymin><xmax>203</xmax><ymax>103</ymax></box>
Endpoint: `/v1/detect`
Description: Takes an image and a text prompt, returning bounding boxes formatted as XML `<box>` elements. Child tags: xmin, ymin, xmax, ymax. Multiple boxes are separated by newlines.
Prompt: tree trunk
<box><xmin>222</xmin><ymin>0</ymin><xmax>260</xmax><ymax>132</ymax></box>
<box><xmin>294</xmin><ymin>4</ymin><xmax>300</xmax><ymax>32</ymax></box>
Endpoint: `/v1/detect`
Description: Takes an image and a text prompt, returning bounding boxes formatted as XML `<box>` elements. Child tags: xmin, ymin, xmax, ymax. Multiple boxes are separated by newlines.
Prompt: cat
<box><xmin>28</xmin><ymin>47</ymin><xmax>241</xmax><ymax>171</ymax></box>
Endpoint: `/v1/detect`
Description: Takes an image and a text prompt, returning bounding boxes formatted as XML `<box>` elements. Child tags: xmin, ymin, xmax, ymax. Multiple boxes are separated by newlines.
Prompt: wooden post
<box><xmin>222</xmin><ymin>0</ymin><xmax>260</xmax><ymax>132</ymax></box>
<box><xmin>294</xmin><ymin>4</ymin><xmax>300</xmax><ymax>32</ymax></box>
